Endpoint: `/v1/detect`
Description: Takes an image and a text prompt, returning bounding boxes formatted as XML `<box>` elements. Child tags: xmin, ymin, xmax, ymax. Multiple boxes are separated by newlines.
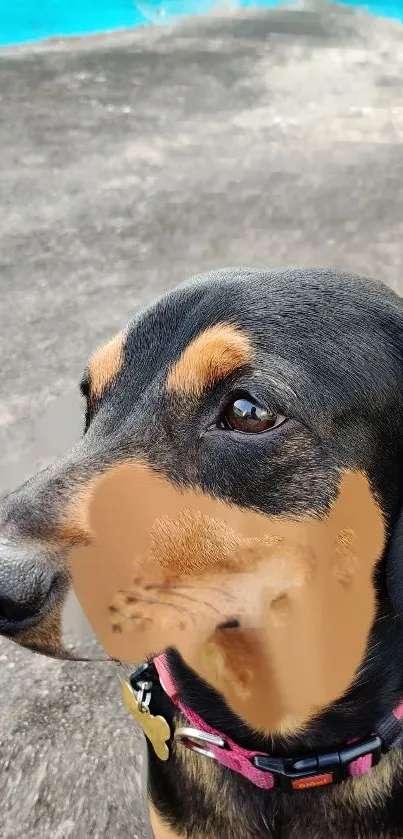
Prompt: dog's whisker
<box><xmin>113</xmin><ymin>593</ymin><xmax>194</xmax><ymax>616</ymax></box>
<box><xmin>141</xmin><ymin>586</ymin><xmax>225</xmax><ymax>615</ymax></box>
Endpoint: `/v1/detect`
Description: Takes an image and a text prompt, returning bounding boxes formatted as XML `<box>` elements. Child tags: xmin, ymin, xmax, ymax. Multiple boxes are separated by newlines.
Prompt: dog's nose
<box><xmin>0</xmin><ymin>538</ymin><xmax>62</xmax><ymax>634</ymax></box>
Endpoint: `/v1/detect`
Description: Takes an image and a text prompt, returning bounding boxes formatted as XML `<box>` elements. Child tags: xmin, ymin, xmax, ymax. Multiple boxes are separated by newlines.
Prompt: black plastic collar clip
<box><xmin>253</xmin><ymin>735</ymin><xmax>382</xmax><ymax>793</ymax></box>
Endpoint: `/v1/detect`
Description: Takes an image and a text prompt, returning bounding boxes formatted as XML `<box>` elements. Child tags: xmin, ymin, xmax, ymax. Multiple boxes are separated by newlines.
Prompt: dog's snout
<box><xmin>0</xmin><ymin>538</ymin><xmax>64</xmax><ymax>634</ymax></box>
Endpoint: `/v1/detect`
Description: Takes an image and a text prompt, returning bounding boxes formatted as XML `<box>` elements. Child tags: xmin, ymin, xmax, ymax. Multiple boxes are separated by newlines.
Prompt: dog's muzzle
<box><xmin>0</xmin><ymin>535</ymin><xmax>108</xmax><ymax>661</ymax></box>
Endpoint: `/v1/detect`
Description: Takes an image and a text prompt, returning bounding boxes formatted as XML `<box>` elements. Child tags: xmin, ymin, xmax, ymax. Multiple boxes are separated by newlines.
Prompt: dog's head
<box><xmin>2</xmin><ymin>267</ymin><xmax>403</xmax><ymax>733</ymax></box>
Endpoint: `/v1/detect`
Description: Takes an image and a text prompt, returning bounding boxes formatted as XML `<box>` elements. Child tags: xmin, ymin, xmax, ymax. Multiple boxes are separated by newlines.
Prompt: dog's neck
<box><xmin>126</xmin><ymin>565</ymin><xmax>403</xmax><ymax>839</ymax></box>
<box><xmin>164</xmin><ymin>637</ymin><xmax>403</xmax><ymax>759</ymax></box>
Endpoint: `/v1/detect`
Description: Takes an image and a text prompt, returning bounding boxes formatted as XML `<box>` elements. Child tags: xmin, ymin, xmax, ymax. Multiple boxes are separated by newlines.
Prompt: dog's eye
<box><xmin>220</xmin><ymin>395</ymin><xmax>285</xmax><ymax>434</ymax></box>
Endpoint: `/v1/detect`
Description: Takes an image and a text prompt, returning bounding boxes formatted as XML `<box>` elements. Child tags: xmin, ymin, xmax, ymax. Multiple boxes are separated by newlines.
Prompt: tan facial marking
<box><xmin>16</xmin><ymin>598</ymin><xmax>64</xmax><ymax>656</ymax></box>
<box><xmin>88</xmin><ymin>330</ymin><xmax>125</xmax><ymax>400</ymax></box>
<box><xmin>69</xmin><ymin>464</ymin><xmax>385</xmax><ymax>735</ymax></box>
<box><xmin>53</xmin><ymin>482</ymin><xmax>96</xmax><ymax>546</ymax></box>
<box><xmin>269</xmin><ymin>593</ymin><xmax>291</xmax><ymax>626</ymax></box>
<box><xmin>166</xmin><ymin>323</ymin><xmax>253</xmax><ymax>398</ymax></box>
<box><xmin>151</xmin><ymin>511</ymin><xmax>240</xmax><ymax>574</ymax></box>
<box><xmin>332</xmin><ymin>528</ymin><xmax>359</xmax><ymax>585</ymax></box>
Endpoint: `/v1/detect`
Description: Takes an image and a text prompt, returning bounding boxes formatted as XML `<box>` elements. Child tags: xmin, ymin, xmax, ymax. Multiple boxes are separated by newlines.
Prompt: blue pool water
<box><xmin>0</xmin><ymin>0</ymin><xmax>402</xmax><ymax>48</ymax></box>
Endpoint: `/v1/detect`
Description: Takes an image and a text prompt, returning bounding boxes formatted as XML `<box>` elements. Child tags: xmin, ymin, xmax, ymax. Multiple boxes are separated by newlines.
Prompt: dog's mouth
<box><xmin>21</xmin><ymin>643</ymin><xmax>117</xmax><ymax>663</ymax></box>
<box><xmin>2</xmin><ymin>579</ymin><xmax>112</xmax><ymax>663</ymax></box>
<box><xmin>2</xmin><ymin>569</ymin><xmax>243</xmax><ymax>664</ymax></box>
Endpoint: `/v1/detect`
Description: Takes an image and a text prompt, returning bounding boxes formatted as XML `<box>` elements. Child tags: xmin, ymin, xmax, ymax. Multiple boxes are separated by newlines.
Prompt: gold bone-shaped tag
<box><xmin>120</xmin><ymin>679</ymin><xmax>170</xmax><ymax>761</ymax></box>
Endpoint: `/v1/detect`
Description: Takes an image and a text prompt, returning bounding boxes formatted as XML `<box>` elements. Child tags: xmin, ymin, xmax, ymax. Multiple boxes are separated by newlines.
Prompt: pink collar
<box><xmin>154</xmin><ymin>653</ymin><xmax>403</xmax><ymax>792</ymax></box>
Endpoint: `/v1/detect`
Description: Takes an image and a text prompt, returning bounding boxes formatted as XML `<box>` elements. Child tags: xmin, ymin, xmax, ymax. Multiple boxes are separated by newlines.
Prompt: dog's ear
<box><xmin>386</xmin><ymin>509</ymin><xmax>403</xmax><ymax>621</ymax></box>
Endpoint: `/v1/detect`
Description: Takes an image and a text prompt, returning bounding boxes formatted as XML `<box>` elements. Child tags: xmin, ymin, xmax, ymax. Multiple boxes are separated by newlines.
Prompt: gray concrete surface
<box><xmin>2</xmin><ymin>3</ymin><xmax>403</xmax><ymax>836</ymax></box>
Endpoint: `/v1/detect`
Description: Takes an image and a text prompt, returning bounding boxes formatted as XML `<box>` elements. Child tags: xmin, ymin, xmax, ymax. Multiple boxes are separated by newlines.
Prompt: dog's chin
<box><xmin>11</xmin><ymin>630</ymin><xmax>116</xmax><ymax>662</ymax></box>
<box><xmin>17</xmin><ymin>639</ymin><xmax>114</xmax><ymax>663</ymax></box>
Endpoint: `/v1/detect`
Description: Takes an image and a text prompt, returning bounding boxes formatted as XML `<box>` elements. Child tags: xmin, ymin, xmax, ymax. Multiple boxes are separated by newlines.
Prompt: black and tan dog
<box><xmin>2</xmin><ymin>267</ymin><xmax>403</xmax><ymax>838</ymax></box>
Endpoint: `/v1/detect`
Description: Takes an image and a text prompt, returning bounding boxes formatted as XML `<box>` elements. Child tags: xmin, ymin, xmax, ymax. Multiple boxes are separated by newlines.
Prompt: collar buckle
<box><xmin>253</xmin><ymin>734</ymin><xmax>383</xmax><ymax>792</ymax></box>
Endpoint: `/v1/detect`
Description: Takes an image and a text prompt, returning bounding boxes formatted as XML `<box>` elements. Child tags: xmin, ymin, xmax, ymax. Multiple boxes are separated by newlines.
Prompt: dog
<box><xmin>2</xmin><ymin>266</ymin><xmax>403</xmax><ymax>839</ymax></box>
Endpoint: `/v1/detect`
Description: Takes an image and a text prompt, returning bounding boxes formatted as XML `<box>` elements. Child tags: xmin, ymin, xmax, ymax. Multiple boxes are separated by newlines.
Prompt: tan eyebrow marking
<box><xmin>166</xmin><ymin>323</ymin><xmax>253</xmax><ymax>398</ymax></box>
<box><xmin>88</xmin><ymin>331</ymin><xmax>125</xmax><ymax>400</ymax></box>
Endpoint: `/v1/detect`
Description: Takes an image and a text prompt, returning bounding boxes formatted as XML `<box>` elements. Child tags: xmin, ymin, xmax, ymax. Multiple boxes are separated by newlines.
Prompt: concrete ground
<box><xmin>1</xmin><ymin>3</ymin><xmax>403</xmax><ymax>836</ymax></box>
